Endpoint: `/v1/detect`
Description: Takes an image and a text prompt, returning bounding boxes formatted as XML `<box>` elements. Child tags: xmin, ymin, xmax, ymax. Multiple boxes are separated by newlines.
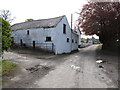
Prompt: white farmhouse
<box><xmin>11</xmin><ymin>15</ymin><xmax>79</xmax><ymax>54</ymax></box>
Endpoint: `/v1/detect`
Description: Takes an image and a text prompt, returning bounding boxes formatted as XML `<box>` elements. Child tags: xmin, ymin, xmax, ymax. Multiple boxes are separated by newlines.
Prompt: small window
<box><xmin>72</xmin><ymin>39</ymin><xmax>74</xmax><ymax>43</ymax></box>
<box><xmin>46</xmin><ymin>37</ymin><xmax>51</xmax><ymax>42</ymax></box>
<box><xmin>67</xmin><ymin>38</ymin><xmax>69</xmax><ymax>42</ymax></box>
<box><xmin>27</xmin><ymin>30</ymin><xmax>29</xmax><ymax>35</ymax></box>
<box><xmin>63</xmin><ymin>24</ymin><xmax>66</xmax><ymax>34</ymax></box>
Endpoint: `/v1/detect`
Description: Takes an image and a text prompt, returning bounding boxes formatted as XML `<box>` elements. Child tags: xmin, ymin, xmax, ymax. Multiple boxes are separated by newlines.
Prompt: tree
<box><xmin>25</xmin><ymin>18</ymin><xmax>34</xmax><ymax>22</ymax></box>
<box><xmin>78</xmin><ymin>2</ymin><xmax>120</xmax><ymax>50</ymax></box>
<box><xmin>0</xmin><ymin>10</ymin><xmax>14</xmax><ymax>23</ymax></box>
<box><xmin>0</xmin><ymin>17</ymin><xmax>12</xmax><ymax>51</ymax></box>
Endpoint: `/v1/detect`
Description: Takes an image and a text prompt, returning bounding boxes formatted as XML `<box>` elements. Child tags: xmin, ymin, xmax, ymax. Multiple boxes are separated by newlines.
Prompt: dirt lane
<box><xmin>76</xmin><ymin>46</ymin><xmax>107</xmax><ymax>88</ymax></box>
<box><xmin>2</xmin><ymin>48</ymin><xmax>72</xmax><ymax>88</ymax></box>
<box><xmin>34</xmin><ymin>45</ymin><xmax>113</xmax><ymax>88</ymax></box>
<box><xmin>3</xmin><ymin>45</ymin><xmax>118</xmax><ymax>88</ymax></box>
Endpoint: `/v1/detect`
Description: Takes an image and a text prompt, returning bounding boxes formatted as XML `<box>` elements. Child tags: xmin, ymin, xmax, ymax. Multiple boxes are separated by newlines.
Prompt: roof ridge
<box><xmin>11</xmin><ymin>15</ymin><xmax>66</xmax><ymax>30</ymax></box>
<box><xmin>38</xmin><ymin>15</ymin><xmax>65</xmax><ymax>21</ymax></box>
<box><xmin>12</xmin><ymin>15</ymin><xmax>65</xmax><ymax>26</ymax></box>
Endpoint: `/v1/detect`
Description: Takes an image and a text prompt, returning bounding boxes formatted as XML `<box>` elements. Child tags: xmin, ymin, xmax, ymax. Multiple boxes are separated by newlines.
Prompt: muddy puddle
<box><xmin>26</xmin><ymin>64</ymin><xmax>53</xmax><ymax>73</ymax></box>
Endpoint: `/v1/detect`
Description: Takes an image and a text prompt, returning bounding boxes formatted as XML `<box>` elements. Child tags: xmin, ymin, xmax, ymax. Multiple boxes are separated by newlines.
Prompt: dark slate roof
<box><xmin>11</xmin><ymin>15</ymin><xmax>65</xmax><ymax>30</ymax></box>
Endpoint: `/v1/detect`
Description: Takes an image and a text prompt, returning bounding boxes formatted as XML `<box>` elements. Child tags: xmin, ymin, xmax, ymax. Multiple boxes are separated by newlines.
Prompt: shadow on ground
<box><xmin>96</xmin><ymin>45</ymin><xmax>119</xmax><ymax>87</ymax></box>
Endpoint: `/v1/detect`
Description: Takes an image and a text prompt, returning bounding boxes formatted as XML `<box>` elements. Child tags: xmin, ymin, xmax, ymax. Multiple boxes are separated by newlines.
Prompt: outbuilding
<box><xmin>11</xmin><ymin>15</ymin><xmax>79</xmax><ymax>54</ymax></box>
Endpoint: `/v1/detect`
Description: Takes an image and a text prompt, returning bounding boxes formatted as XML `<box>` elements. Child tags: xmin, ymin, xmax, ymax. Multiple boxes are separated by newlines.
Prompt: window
<box><xmin>72</xmin><ymin>39</ymin><xmax>74</xmax><ymax>43</ymax></box>
<box><xmin>63</xmin><ymin>24</ymin><xmax>66</xmax><ymax>34</ymax></box>
<box><xmin>27</xmin><ymin>30</ymin><xmax>29</xmax><ymax>35</ymax></box>
<box><xmin>67</xmin><ymin>38</ymin><xmax>69</xmax><ymax>42</ymax></box>
<box><xmin>46</xmin><ymin>37</ymin><xmax>51</xmax><ymax>42</ymax></box>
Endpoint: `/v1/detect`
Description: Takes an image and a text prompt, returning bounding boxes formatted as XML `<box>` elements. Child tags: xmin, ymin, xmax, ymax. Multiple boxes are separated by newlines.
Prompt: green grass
<box><xmin>0</xmin><ymin>60</ymin><xmax>17</xmax><ymax>76</ymax></box>
<box><xmin>0</xmin><ymin>60</ymin><xmax>17</xmax><ymax>84</ymax></box>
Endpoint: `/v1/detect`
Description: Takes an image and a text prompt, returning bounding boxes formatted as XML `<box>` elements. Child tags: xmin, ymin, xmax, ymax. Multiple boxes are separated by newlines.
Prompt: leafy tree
<box><xmin>0</xmin><ymin>10</ymin><xmax>15</xmax><ymax>23</ymax></box>
<box><xmin>78</xmin><ymin>2</ymin><xmax>120</xmax><ymax>50</ymax></box>
<box><xmin>0</xmin><ymin>17</ymin><xmax>12</xmax><ymax>51</ymax></box>
<box><xmin>25</xmin><ymin>18</ymin><xmax>34</xmax><ymax>22</ymax></box>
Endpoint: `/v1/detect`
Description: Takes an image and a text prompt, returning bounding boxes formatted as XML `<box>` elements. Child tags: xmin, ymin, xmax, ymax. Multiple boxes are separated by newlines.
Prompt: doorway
<box><xmin>33</xmin><ymin>41</ymin><xmax>35</xmax><ymax>48</ymax></box>
<box><xmin>20</xmin><ymin>39</ymin><xmax>23</xmax><ymax>46</ymax></box>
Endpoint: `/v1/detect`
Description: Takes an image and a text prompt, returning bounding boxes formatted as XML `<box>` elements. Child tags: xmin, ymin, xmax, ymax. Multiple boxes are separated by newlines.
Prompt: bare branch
<box><xmin>0</xmin><ymin>10</ymin><xmax>14</xmax><ymax>23</ymax></box>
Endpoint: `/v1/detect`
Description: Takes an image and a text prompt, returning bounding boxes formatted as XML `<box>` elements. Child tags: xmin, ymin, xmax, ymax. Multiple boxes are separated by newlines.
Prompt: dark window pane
<box><xmin>72</xmin><ymin>39</ymin><xmax>74</xmax><ymax>43</ymax></box>
<box><xmin>27</xmin><ymin>30</ymin><xmax>29</xmax><ymax>35</ymax></box>
<box><xmin>67</xmin><ymin>38</ymin><xmax>69</xmax><ymax>42</ymax></box>
<box><xmin>63</xmin><ymin>24</ymin><xmax>66</xmax><ymax>34</ymax></box>
<box><xmin>46</xmin><ymin>37</ymin><xmax>51</xmax><ymax>42</ymax></box>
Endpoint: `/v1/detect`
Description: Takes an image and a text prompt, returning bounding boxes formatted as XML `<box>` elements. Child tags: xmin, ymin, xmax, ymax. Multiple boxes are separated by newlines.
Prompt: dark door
<box><xmin>33</xmin><ymin>41</ymin><xmax>35</xmax><ymax>48</ymax></box>
<box><xmin>20</xmin><ymin>39</ymin><xmax>23</xmax><ymax>46</ymax></box>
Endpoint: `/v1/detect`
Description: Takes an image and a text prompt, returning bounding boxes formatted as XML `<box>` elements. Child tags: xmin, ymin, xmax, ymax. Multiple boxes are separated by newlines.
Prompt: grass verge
<box><xmin>0</xmin><ymin>60</ymin><xmax>17</xmax><ymax>84</ymax></box>
<box><xmin>0</xmin><ymin>60</ymin><xmax>17</xmax><ymax>76</ymax></box>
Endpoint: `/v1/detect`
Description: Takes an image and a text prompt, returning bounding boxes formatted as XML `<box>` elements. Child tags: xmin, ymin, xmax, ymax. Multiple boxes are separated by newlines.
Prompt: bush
<box><xmin>1</xmin><ymin>17</ymin><xmax>12</xmax><ymax>51</ymax></box>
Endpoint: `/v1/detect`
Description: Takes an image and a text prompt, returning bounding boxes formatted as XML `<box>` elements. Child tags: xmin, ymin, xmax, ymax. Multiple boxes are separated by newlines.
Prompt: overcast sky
<box><xmin>1</xmin><ymin>0</ymin><xmax>99</xmax><ymax>38</ymax></box>
<box><xmin>1</xmin><ymin>0</ymin><xmax>87</xmax><ymax>25</ymax></box>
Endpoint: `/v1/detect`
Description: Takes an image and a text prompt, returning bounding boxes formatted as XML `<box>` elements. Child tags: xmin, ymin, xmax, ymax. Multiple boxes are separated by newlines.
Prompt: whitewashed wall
<box><xmin>74</xmin><ymin>28</ymin><xmax>81</xmax><ymax>45</ymax></box>
<box><xmin>71</xmin><ymin>32</ymin><xmax>79</xmax><ymax>51</ymax></box>
<box><xmin>54</xmin><ymin>16</ymin><xmax>72</xmax><ymax>54</ymax></box>
<box><xmin>11</xmin><ymin>27</ymin><xmax>56</xmax><ymax>52</ymax></box>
